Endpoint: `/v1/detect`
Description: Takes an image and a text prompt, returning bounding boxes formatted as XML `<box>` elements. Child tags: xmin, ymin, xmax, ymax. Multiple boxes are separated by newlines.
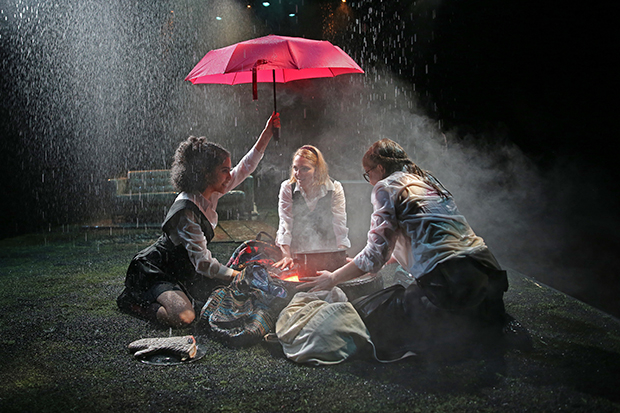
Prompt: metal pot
<box><xmin>293</xmin><ymin>249</ymin><xmax>348</xmax><ymax>278</ymax></box>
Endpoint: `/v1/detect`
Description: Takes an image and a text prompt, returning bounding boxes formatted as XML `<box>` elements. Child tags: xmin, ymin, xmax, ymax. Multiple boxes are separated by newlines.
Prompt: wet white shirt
<box><xmin>353</xmin><ymin>171</ymin><xmax>486</xmax><ymax>279</ymax></box>
<box><xmin>276</xmin><ymin>179</ymin><xmax>351</xmax><ymax>250</ymax></box>
<box><xmin>168</xmin><ymin>146</ymin><xmax>264</xmax><ymax>280</ymax></box>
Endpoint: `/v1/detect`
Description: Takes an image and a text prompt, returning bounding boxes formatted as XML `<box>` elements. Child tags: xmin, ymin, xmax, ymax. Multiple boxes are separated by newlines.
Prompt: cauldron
<box><xmin>293</xmin><ymin>249</ymin><xmax>348</xmax><ymax>278</ymax></box>
<box><xmin>276</xmin><ymin>249</ymin><xmax>384</xmax><ymax>301</ymax></box>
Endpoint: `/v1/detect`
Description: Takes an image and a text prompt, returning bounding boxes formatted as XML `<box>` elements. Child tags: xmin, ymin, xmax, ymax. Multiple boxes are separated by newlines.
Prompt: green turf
<box><xmin>0</xmin><ymin>228</ymin><xmax>619</xmax><ymax>412</ymax></box>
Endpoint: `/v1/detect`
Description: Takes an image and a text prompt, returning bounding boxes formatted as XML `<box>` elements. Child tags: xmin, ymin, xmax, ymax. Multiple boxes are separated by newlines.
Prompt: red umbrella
<box><xmin>185</xmin><ymin>34</ymin><xmax>364</xmax><ymax>139</ymax></box>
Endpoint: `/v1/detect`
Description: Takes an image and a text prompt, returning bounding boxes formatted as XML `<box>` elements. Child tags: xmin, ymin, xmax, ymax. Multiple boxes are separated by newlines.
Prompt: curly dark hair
<box><xmin>170</xmin><ymin>136</ymin><xmax>230</xmax><ymax>193</ymax></box>
<box><xmin>363</xmin><ymin>138</ymin><xmax>451</xmax><ymax>198</ymax></box>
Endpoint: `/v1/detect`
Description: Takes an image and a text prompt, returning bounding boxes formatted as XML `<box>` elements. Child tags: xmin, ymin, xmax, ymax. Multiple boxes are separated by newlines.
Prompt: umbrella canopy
<box><xmin>185</xmin><ymin>35</ymin><xmax>363</xmax><ymax>140</ymax></box>
<box><xmin>185</xmin><ymin>34</ymin><xmax>364</xmax><ymax>86</ymax></box>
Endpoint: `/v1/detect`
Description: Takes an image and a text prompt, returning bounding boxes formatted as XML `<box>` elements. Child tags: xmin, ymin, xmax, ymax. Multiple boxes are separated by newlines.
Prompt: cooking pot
<box><xmin>293</xmin><ymin>249</ymin><xmax>348</xmax><ymax>278</ymax></box>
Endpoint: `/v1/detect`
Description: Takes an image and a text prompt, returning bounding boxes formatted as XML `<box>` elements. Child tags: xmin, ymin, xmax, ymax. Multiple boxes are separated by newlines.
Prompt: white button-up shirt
<box><xmin>353</xmin><ymin>171</ymin><xmax>486</xmax><ymax>279</ymax></box>
<box><xmin>276</xmin><ymin>178</ymin><xmax>351</xmax><ymax>251</ymax></box>
<box><xmin>167</xmin><ymin>146</ymin><xmax>263</xmax><ymax>280</ymax></box>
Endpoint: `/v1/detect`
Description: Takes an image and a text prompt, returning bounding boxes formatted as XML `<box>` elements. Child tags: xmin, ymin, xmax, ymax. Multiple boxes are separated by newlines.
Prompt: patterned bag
<box><xmin>200</xmin><ymin>264</ymin><xmax>293</xmax><ymax>347</ymax></box>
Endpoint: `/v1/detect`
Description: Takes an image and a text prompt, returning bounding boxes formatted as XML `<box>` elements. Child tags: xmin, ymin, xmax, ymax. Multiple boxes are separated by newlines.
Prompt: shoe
<box><xmin>117</xmin><ymin>288</ymin><xmax>136</xmax><ymax>313</ymax></box>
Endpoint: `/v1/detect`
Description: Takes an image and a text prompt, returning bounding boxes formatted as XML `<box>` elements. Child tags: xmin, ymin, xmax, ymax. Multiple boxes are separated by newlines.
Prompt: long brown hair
<box><xmin>363</xmin><ymin>138</ymin><xmax>450</xmax><ymax>197</ymax></box>
<box><xmin>289</xmin><ymin>145</ymin><xmax>330</xmax><ymax>188</ymax></box>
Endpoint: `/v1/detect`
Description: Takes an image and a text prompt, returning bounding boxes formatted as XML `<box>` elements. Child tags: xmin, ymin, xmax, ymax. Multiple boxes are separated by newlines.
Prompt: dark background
<box><xmin>1</xmin><ymin>0</ymin><xmax>618</xmax><ymax>316</ymax></box>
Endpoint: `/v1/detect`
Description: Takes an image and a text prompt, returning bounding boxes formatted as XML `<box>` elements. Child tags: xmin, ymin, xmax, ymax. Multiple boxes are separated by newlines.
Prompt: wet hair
<box><xmin>170</xmin><ymin>136</ymin><xmax>230</xmax><ymax>193</ymax></box>
<box><xmin>363</xmin><ymin>138</ymin><xmax>451</xmax><ymax>197</ymax></box>
<box><xmin>289</xmin><ymin>145</ymin><xmax>330</xmax><ymax>187</ymax></box>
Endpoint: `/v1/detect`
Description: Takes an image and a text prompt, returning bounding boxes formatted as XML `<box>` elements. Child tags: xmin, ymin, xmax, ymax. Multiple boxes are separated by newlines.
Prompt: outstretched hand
<box><xmin>255</xmin><ymin>112</ymin><xmax>280</xmax><ymax>153</ymax></box>
<box><xmin>296</xmin><ymin>270</ymin><xmax>336</xmax><ymax>292</ymax></box>
<box><xmin>264</xmin><ymin>112</ymin><xmax>280</xmax><ymax>136</ymax></box>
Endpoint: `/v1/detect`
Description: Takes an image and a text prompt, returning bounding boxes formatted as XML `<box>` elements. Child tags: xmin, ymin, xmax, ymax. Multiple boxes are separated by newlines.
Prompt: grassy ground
<box><xmin>1</xmin><ymin>227</ymin><xmax>619</xmax><ymax>412</ymax></box>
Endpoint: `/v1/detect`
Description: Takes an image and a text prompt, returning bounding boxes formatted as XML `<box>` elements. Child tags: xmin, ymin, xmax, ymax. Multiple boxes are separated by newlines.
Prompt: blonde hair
<box><xmin>289</xmin><ymin>145</ymin><xmax>330</xmax><ymax>188</ymax></box>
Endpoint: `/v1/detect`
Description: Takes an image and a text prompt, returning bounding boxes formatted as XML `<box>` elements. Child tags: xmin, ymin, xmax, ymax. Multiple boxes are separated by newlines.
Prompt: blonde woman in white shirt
<box><xmin>273</xmin><ymin>145</ymin><xmax>351</xmax><ymax>270</ymax></box>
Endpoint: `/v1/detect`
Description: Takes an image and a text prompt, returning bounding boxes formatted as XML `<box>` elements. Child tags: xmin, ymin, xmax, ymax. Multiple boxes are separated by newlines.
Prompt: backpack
<box><xmin>226</xmin><ymin>231</ymin><xmax>282</xmax><ymax>271</ymax></box>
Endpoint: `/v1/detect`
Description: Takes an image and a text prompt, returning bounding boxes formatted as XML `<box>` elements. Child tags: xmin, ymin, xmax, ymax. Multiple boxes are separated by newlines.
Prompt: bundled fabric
<box><xmin>200</xmin><ymin>264</ymin><xmax>293</xmax><ymax>347</ymax></box>
<box><xmin>226</xmin><ymin>231</ymin><xmax>282</xmax><ymax>271</ymax></box>
<box><xmin>276</xmin><ymin>288</ymin><xmax>372</xmax><ymax>365</ymax></box>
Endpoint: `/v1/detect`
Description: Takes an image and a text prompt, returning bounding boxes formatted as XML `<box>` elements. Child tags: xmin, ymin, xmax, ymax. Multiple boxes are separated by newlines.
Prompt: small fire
<box><xmin>281</xmin><ymin>274</ymin><xmax>300</xmax><ymax>283</ymax></box>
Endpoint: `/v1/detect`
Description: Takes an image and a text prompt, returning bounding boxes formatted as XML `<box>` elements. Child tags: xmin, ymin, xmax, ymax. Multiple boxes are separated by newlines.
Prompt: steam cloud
<box><xmin>2</xmin><ymin>0</ymin><xmax>617</xmax><ymax>316</ymax></box>
<box><xmin>255</xmin><ymin>67</ymin><xmax>618</xmax><ymax>316</ymax></box>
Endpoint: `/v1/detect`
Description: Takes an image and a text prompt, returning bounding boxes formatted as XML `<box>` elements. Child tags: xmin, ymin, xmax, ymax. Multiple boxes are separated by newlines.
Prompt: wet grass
<box><xmin>0</xmin><ymin>227</ymin><xmax>619</xmax><ymax>412</ymax></box>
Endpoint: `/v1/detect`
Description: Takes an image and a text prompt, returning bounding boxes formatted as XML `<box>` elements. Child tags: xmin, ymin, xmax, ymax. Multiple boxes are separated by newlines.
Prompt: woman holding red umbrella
<box><xmin>117</xmin><ymin>113</ymin><xmax>280</xmax><ymax>328</ymax></box>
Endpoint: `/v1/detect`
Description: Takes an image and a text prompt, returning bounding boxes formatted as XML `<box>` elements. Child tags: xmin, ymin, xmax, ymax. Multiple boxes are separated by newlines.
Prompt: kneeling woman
<box><xmin>302</xmin><ymin>138</ymin><xmax>509</xmax><ymax>360</ymax></box>
<box><xmin>117</xmin><ymin>113</ymin><xmax>279</xmax><ymax>328</ymax></box>
<box><xmin>273</xmin><ymin>145</ymin><xmax>351</xmax><ymax>270</ymax></box>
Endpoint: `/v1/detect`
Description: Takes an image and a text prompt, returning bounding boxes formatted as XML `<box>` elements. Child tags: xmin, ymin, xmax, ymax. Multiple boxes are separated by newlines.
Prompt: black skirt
<box><xmin>353</xmin><ymin>252</ymin><xmax>508</xmax><ymax>361</ymax></box>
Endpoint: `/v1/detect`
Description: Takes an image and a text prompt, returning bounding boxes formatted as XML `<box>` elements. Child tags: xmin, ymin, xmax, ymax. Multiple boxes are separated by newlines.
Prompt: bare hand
<box><xmin>273</xmin><ymin>256</ymin><xmax>294</xmax><ymax>270</ymax></box>
<box><xmin>297</xmin><ymin>270</ymin><xmax>336</xmax><ymax>292</ymax></box>
<box><xmin>230</xmin><ymin>270</ymin><xmax>241</xmax><ymax>281</ymax></box>
<box><xmin>255</xmin><ymin>112</ymin><xmax>281</xmax><ymax>153</ymax></box>
<box><xmin>264</xmin><ymin>112</ymin><xmax>280</xmax><ymax>137</ymax></box>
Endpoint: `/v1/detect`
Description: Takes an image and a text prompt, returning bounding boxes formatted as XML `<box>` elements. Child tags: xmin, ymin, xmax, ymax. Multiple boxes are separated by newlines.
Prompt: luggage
<box><xmin>276</xmin><ymin>288</ymin><xmax>373</xmax><ymax>365</ymax></box>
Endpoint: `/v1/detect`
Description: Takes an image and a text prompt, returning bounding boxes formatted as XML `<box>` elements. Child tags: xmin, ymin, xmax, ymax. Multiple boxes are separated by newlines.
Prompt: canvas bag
<box><xmin>275</xmin><ymin>288</ymin><xmax>373</xmax><ymax>365</ymax></box>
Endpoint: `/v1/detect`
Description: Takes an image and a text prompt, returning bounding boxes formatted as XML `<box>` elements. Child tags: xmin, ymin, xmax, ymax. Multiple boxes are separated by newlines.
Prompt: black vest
<box><xmin>290</xmin><ymin>182</ymin><xmax>336</xmax><ymax>252</ymax></box>
<box><xmin>126</xmin><ymin>199</ymin><xmax>214</xmax><ymax>290</ymax></box>
<box><xmin>162</xmin><ymin>198</ymin><xmax>214</xmax><ymax>243</ymax></box>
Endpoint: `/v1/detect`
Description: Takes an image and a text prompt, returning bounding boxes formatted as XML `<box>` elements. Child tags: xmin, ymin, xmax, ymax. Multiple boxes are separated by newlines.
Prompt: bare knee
<box><xmin>155</xmin><ymin>290</ymin><xmax>196</xmax><ymax>327</ymax></box>
<box><xmin>155</xmin><ymin>304</ymin><xmax>196</xmax><ymax>327</ymax></box>
<box><xmin>175</xmin><ymin>308</ymin><xmax>196</xmax><ymax>326</ymax></box>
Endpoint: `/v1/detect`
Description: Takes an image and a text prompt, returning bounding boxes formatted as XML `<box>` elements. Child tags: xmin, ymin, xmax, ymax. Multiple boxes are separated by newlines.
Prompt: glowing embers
<box><xmin>277</xmin><ymin>268</ymin><xmax>305</xmax><ymax>283</ymax></box>
<box><xmin>281</xmin><ymin>273</ymin><xmax>300</xmax><ymax>283</ymax></box>
<box><xmin>275</xmin><ymin>269</ymin><xmax>317</xmax><ymax>283</ymax></box>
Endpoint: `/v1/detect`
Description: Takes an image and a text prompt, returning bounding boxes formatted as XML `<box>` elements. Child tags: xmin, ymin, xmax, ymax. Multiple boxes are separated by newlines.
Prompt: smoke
<box><xmin>2</xmin><ymin>0</ymin><xmax>617</xmax><ymax>316</ymax></box>
<box><xmin>250</xmin><ymin>65</ymin><xmax>620</xmax><ymax>318</ymax></box>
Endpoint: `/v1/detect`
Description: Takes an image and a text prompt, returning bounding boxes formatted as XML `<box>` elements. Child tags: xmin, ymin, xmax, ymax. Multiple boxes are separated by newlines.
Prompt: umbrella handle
<box><xmin>273</xmin><ymin>69</ymin><xmax>280</xmax><ymax>141</ymax></box>
<box><xmin>252</xmin><ymin>67</ymin><xmax>258</xmax><ymax>100</ymax></box>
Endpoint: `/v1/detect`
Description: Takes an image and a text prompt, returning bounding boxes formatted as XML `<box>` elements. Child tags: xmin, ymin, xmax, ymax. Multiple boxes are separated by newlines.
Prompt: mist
<box><xmin>1</xmin><ymin>0</ymin><xmax>617</xmax><ymax>317</ymax></box>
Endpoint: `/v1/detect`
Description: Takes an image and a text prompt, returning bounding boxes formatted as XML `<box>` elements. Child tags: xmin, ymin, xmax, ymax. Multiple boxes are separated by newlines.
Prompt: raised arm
<box><xmin>226</xmin><ymin>112</ymin><xmax>280</xmax><ymax>192</ymax></box>
<box><xmin>254</xmin><ymin>112</ymin><xmax>280</xmax><ymax>154</ymax></box>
